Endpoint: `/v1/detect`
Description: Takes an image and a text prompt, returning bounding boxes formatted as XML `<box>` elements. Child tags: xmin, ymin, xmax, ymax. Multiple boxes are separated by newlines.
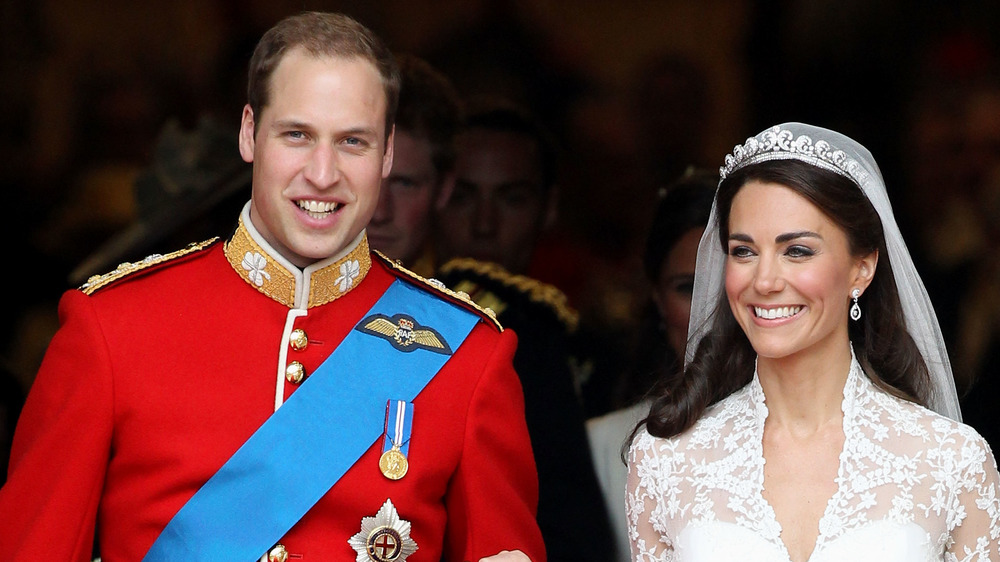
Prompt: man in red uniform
<box><xmin>0</xmin><ymin>12</ymin><xmax>543</xmax><ymax>562</ymax></box>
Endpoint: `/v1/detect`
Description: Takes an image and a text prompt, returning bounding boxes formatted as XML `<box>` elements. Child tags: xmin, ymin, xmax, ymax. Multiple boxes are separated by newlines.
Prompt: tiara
<box><xmin>720</xmin><ymin>125</ymin><xmax>870</xmax><ymax>188</ymax></box>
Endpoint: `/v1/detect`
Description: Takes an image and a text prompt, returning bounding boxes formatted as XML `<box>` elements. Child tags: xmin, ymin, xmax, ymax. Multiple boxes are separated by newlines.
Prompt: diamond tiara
<box><xmin>720</xmin><ymin>125</ymin><xmax>870</xmax><ymax>188</ymax></box>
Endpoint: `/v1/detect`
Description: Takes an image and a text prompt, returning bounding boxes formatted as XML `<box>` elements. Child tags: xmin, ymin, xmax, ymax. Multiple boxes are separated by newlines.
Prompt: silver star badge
<box><xmin>348</xmin><ymin>498</ymin><xmax>419</xmax><ymax>562</ymax></box>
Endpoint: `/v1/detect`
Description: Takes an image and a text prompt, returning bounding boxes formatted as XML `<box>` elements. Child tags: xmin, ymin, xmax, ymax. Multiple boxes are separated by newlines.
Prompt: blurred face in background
<box><xmin>368</xmin><ymin>129</ymin><xmax>452</xmax><ymax>265</ymax></box>
<box><xmin>436</xmin><ymin>129</ymin><xmax>556</xmax><ymax>274</ymax></box>
<box><xmin>652</xmin><ymin>227</ymin><xmax>704</xmax><ymax>358</ymax></box>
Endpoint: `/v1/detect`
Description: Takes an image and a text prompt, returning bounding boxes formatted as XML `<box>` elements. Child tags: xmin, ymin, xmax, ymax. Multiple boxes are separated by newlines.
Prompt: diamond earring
<box><xmin>850</xmin><ymin>288</ymin><xmax>861</xmax><ymax>321</ymax></box>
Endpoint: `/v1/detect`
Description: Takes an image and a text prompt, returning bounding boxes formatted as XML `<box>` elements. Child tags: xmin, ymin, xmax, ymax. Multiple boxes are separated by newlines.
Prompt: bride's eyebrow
<box><xmin>776</xmin><ymin>231</ymin><xmax>822</xmax><ymax>243</ymax></box>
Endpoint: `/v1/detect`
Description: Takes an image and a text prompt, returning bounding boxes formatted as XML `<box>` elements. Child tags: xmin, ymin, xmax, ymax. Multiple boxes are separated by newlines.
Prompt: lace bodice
<box><xmin>627</xmin><ymin>358</ymin><xmax>1000</xmax><ymax>561</ymax></box>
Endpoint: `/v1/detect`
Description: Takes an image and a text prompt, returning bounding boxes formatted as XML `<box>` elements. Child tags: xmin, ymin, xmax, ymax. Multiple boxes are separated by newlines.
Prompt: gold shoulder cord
<box><xmin>80</xmin><ymin>238</ymin><xmax>219</xmax><ymax>295</ymax></box>
<box><xmin>372</xmin><ymin>251</ymin><xmax>503</xmax><ymax>331</ymax></box>
<box><xmin>438</xmin><ymin>258</ymin><xmax>579</xmax><ymax>332</ymax></box>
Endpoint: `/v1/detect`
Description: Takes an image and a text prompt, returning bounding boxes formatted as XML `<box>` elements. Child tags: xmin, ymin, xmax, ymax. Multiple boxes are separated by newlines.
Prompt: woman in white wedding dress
<box><xmin>627</xmin><ymin>123</ymin><xmax>1000</xmax><ymax>562</ymax></box>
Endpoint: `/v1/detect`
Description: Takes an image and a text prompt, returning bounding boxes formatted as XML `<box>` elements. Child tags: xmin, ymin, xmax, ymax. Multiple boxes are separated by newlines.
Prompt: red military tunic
<box><xmin>0</xmin><ymin>211</ymin><xmax>545</xmax><ymax>562</ymax></box>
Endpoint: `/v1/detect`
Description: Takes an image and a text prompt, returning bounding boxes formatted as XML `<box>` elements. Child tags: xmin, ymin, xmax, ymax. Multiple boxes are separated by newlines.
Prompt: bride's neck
<box><xmin>757</xmin><ymin>343</ymin><xmax>853</xmax><ymax>434</ymax></box>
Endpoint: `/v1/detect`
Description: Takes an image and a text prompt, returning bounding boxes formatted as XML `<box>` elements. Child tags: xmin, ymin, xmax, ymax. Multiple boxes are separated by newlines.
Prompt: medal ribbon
<box><xmin>143</xmin><ymin>279</ymin><xmax>479</xmax><ymax>562</ymax></box>
<box><xmin>383</xmin><ymin>400</ymin><xmax>414</xmax><ymax>456</ymax></box>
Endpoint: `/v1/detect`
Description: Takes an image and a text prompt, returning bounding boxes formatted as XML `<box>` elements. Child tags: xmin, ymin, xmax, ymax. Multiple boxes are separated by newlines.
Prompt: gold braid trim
<box><xmin>438</xmin><ymin>258</ymin><xmax>579</xmax><ymax>332</ymax></box>
<box><xmin>374</xmin><ymin>251</ymin><xmax>503</xmax><ymax>332</ymax></box>
<box><xmin>307</xmin><ymin>242</ymin><xmax>372</xmax><ymax>308</ymax></box>
<box><xmin>224</xmin><ymin>220</ymin><xmax>296</xmax><ymax>306</ymax></box>
<box><xmin>80</xmin><ymin>238</ymin><xmax>220</xmax><ymax>295</ymax></box>
<box><xmin>222</xmin><ymin>215</ymin><xmax>372</xmax><ymax>308</ymax></box>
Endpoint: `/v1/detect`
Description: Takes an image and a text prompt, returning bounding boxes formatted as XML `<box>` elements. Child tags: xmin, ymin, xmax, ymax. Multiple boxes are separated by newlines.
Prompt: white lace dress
<box><xmin>627</xmin><ymin>358</ymin><xmax>1000</xmax><ymax>562</ymax></box>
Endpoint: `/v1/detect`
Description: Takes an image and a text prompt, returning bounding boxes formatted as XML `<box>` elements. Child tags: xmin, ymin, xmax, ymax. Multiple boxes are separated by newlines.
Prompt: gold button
<box><xmin>289</xmin><ymin>329</ymin><xmax>308</xmax><ymax>351</ymax></box>
<box><xmin>285</xmin><ymin>361</ymin><xmax>306</xmax><ymax>384</ymax></box>
<box><xmin>267</xmin><ymin>544</ymin><xmax>288</xmax><ymax>562</ymax></box>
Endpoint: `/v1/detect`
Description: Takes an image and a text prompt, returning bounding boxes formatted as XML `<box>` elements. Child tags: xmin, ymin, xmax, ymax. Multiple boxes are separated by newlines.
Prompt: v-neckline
<box><xmin>749</xmin><ymin>357</ymin><xmax>858</xmax><ymax>562</ymax></box>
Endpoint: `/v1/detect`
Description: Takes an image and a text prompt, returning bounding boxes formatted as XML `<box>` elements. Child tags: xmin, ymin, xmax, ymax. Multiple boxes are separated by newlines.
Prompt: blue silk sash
<box><xmin>143</xmin><ymin>279</ymin><xmax>479</xmax><ymax>561</ymax></box>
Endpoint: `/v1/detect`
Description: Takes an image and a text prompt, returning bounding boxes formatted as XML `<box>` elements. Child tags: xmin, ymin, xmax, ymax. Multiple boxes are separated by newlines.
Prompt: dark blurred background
<box><xmin>1</xmin><ymin>0</ymin><xmax>999</xmax><ymax>434</ymax></box>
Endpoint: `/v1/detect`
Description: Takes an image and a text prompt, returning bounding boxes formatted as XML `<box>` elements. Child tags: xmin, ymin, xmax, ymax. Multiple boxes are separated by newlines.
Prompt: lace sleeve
<box><xmin>626</xmin><ymin>431</ymin><xmax>675</xmax><ymax>562</ymax></box>
<box><xmin>945</xmin><ymin>433</ymin><xmax>1000</xmax><ymax>562</ymax></box>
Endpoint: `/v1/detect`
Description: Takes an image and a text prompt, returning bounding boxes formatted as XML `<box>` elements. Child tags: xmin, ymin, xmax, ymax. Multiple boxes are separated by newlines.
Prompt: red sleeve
<box><xmin>444</xmin><ymin>328</ymin><xmax>547</xmax><ymax>562</ymax></box>
<box><xmin>0</xmin><ymin>290</ymin><xmax>113</xmax><ymax>560</ymax></box>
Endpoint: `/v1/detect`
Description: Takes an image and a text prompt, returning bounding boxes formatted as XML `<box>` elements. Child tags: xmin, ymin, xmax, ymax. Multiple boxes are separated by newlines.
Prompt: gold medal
<box><xmin>379</xmin><ymin>446</ymin><xmax>408</xmax><ymax>480</ymax></box>
<box><xmin>379</xmin><ymin>400</ymin><xmax>413</xmax><ymax>481</ymax></box>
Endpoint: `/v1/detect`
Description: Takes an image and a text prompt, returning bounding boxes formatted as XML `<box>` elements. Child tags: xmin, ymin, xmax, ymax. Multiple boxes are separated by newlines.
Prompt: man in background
<box><xmin>367</xmin><ymin>54</ymin><xmax>460</xmax><ymax>278</ymax></box>
<box><xmin>433</xmin><ymin>100</ymin><xmax>615</xmax><ymax>562</ymax></box>
<box><xmin>434</xmin><ymin>100</ymin><xmax>558</xmax><ymax>276</ymax></box>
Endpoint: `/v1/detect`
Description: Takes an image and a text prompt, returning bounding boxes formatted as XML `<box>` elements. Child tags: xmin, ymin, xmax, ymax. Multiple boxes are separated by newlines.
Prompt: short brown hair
<box><xmin>246</xmin><ymin>11</ymin><xmax>400</xmax><ymax>139</ymax></box>
<box><xmin>462</xmin><ymin>98</ymin><xmax>559</xmax><ymax>191</ymax></box>
<box><xmin>394</xmin><ymin>54</ymin><xmax>463</xmax><ymax>176</ymax></box>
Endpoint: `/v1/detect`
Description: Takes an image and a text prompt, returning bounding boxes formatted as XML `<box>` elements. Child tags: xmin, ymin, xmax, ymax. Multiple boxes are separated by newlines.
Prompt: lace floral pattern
<box><xmin>627</xmin><ymin>357</ymin><xmax>1000</xmax><ymax>562</ymax></box>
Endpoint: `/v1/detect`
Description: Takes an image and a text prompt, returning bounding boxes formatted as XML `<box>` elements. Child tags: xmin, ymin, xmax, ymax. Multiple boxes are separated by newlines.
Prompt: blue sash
<box><xmin>143</xmin><ymin>279</ymin><xmax>479</xmax><ymax>561</ymax></box>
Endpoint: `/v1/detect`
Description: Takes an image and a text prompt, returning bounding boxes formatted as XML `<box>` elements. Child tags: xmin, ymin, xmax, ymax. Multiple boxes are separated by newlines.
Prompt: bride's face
<box><xmin>724</xmin><ymin>180</ymin><xmax>873</xmax><ymax>362</ymax></box>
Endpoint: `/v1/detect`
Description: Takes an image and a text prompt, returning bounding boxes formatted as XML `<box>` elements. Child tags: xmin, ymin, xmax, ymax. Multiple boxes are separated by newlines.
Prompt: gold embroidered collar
<box><xmin>224</xmin><ymin>211</ymin><xmax>372</xmax><ymax>309</ymax></box>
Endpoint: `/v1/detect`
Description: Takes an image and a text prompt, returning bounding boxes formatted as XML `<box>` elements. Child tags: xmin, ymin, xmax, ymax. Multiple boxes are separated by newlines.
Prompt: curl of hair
<box><xmin>636</xmin><ymin>159</ymin><xmax>932</xmax><ymax>441</ymax></box>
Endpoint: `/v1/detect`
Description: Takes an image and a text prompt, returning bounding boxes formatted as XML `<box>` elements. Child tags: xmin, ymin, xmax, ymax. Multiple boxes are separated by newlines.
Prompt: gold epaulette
<box><xmin>79</xmin><ymin>238</ymin><xmax>219</xmax><ymax>295</ymax></box>
<box><xmin>373</xmin><ymin>251</ymin><xmax>503</xmax><ymax>332</ymax></box>
<box><xmin>438</xmin><ymin>257</ymin><xmax>579</xmax><ymax>332</ymax></box>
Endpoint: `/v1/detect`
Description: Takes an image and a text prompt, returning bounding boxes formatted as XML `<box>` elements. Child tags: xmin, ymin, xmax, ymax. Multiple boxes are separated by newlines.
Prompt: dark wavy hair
<box><xmin>638</xmin><ymin>159</ymin><xmax>933</xmax><ymax>440</ymax></box>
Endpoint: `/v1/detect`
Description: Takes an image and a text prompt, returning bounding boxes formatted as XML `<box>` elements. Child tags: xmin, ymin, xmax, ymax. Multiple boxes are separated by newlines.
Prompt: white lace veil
<box><xmin>686</xmin><ymin>122</ymin><xmax>962</xmax><ymax>421</ymax></box>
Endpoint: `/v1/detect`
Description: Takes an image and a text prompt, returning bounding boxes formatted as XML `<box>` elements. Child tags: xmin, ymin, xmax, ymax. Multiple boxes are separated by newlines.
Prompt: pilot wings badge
<box><xmin>356</xmin><ymin>313</ymin><xmax>452</xmax><ymax>355</ymax></box>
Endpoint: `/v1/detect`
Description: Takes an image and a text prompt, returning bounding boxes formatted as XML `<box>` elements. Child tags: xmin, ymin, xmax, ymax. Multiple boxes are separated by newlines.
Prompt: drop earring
<box><xmin>850</xmin><ymin>288</ymin><xmax>861</xmax><ymax>321</ymax></box>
